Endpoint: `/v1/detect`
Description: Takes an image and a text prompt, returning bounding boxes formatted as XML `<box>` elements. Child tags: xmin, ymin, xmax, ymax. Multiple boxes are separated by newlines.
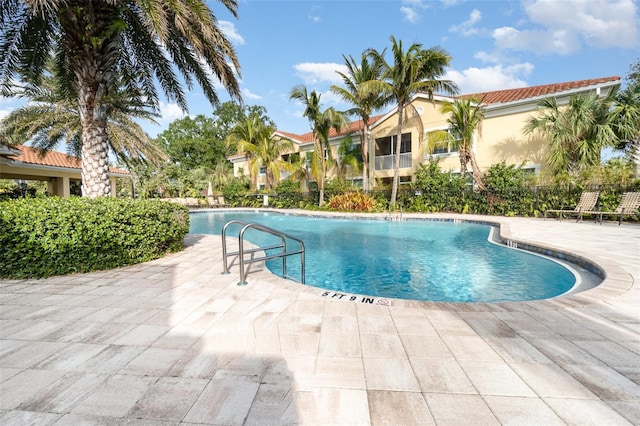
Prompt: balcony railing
<box><xmin>375</xmin><ymin>153</ymin><xmax>412</xmax><ymax>170</ymax></box>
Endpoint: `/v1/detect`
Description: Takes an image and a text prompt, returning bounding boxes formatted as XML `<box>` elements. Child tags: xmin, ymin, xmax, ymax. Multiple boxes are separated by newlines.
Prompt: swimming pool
<box><xmin>190</xmin><ymin>211</ymin><xmax>577</xmax><ymax>303</ymax></box>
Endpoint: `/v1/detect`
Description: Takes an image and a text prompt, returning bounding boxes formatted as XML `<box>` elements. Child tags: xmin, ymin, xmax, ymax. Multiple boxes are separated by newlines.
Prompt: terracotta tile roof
<box><xmin>10</xmin><ymin>145</ymin><xmax>129</xmax><ymax>175</ymax></box>
<box><xmin>462</xmin><ymin>76</ymin><xmax>621</xmax><ymax>105</ymax></box>
<box><xmin>275</xmin><ymin>130</ymin><xmax>314</xmax><ymax>144</ymax></box>
<box><xmin>276</xmin><ymin>114</ymin><xmax>385</xmax><ymax>144</ymax></box>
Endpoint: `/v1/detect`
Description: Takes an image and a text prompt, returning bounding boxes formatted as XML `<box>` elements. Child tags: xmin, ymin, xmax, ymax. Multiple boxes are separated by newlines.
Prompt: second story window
<box><xmin>430</xmin><ymin>129</ymin><xmax>460</xmax><ymax>156</ymax></box>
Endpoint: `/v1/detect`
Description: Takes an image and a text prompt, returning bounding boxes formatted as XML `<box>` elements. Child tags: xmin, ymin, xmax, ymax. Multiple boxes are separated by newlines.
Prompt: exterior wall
<box><xmin>430</xmin><ymin>107</ymin><xmax>549</xmax><ymax>174</ymax></box>
<box><xmin>479</xmin><ymin>109</ymin><xmax>548</xmax><ymax>171</ymax></box>
<box><xmin>370</xmin><ymin>97</ymin><xmax>452</xmax><ymax>181</ymax></box>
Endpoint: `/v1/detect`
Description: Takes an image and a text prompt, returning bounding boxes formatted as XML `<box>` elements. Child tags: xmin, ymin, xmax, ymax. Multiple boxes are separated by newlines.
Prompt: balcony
<box><xmin>374</xmin><ymin>153</ymin><xmax>412</xmax><ymax>170</ymax></box>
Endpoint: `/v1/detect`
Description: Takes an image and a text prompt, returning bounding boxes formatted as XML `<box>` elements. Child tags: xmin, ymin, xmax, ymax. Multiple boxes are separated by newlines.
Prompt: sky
<box><xmin>1</xmin><ymin>0</ymin><xmax>638</xmax><ymax>139</ymax></box>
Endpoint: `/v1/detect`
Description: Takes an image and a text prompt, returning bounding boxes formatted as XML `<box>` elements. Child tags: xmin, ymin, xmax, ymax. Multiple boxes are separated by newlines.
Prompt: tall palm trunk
<box><xmin>390</xmin><ymin>104</ymin><xmax>404</xmax><ymax>208</ymax></box>
<box><xmin>317</xmin><ymin>140</ymin><xmax>325</xmax><ymax>207</ymax></box>
<box><xmin>360</xmin><ymin>121</ymin><xmax>370</xmax><ymax>191</ymax></box>
<box><xmin>468</xmin><ymin>150</ymin><xmax>485</xmax><ymax>191</ymax></box>
<box><xmin>458</xmin><ymin>148</ymin><xmax>468</xmax><ymax>180</ymax></box>
<box><xmin>80</xmin><ymin>114</ymin><xmax>112</xmax><ymax>197</ymax></box>
<box><xmin>60</xmin><ymin>1</ymin><xmax>119</xmax><ymax>198</ymax></box>
<box><xmin>76</xmin><ymin>78</ymin><xmax>113</xmax><ymax>198</ymax></box>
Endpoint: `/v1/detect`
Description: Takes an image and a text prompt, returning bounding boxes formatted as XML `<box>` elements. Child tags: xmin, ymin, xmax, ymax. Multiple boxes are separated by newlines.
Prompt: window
<box><xmin>375</xmin><ymin>133</ymin><xmax>412</xmax><ymax>156</ymax></box>
<box><xmin>339</xmin><ymin>143</ymin><xmax>362</xmax><ymax>163</ymax></box>
<box><xmin>431</xmin><ymin>129</ymin><xmax>459</xmax><ymax>155</ymax></box>
<box><xmin>520</xmin><ymin>164</ymin><xmax>540</xmax><ymax>175</ymax></box>
<box><xmin>259</xmin><ymin>166</ymin><xmax>267</xmax><ymax>175</ymax></box>
<box><xmin>282</xmin><ymin>153</ymin><xmax>300</xmax><ymax>164</ymax></box>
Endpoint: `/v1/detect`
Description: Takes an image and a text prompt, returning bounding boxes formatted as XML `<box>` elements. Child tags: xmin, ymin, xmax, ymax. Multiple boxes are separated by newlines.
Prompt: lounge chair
<box><xmin>544</xmin><ymin>191</ymin><xmax>599</xmax><ymax>222</ymax></box>
<box><xmin>586</xmin><ymin>192</ymin><xmax>640</xmax><ymax>225</ymax></box>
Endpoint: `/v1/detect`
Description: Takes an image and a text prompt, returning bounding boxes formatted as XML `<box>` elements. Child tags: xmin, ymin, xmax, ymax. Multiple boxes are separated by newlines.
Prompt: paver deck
<box><xmin>1</xmin><ymin>212</ymin><xmax>639</xmax><ymax>425</ymax></box>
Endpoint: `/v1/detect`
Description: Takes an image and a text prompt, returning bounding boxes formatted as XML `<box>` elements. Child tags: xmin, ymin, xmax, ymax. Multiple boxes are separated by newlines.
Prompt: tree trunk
<box><xmin>458</xmin><ymin>148</ymin><xmax>468</xmax><ymax>180</ymax></box>
<box><xmin>468</xmin><ymin>150</ymin><xmax>486</xmax><ymax>191</ymax></box>
<box><xmin>360</xmin><ymin>121</ymin><xmax>370</xmax><ymax>191</ymax></box>
<box><xmin>319</xmin><ymin>145</ymin><xmax>326</xmax><ymax>207</ymax></box>
<box><xmin>389</xmin><ymin>105</ymin><xmax>404</xmax><ymax>209</ymax></box>
<box><xmin>80</xmin><ymin>116</ymin><xmax>112</xmax><ymax>197</ymax></box>
<box><xmin>59</xmin><ymin>1</ymin><xmax>120</xmax><ymax>198</ymax></box>
<box><xmin>76</xmin><ymin>64</ymin><xmax>112</xmax><ymax>198</ymax></box>
<box><xmin>315</xmin><ymin>139</ymin><xmax>325</xmax><ymax>207</ymax></box>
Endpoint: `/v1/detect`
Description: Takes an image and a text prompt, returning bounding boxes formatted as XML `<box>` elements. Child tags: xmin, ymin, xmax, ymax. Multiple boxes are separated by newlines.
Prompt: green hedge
<box><xmin>0</xmin><ymin>197</ymin><xmax>189</xmax><ymax>279</ymax></box>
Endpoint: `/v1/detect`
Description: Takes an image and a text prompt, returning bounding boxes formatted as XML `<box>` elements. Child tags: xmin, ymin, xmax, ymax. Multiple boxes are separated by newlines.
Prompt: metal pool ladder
<box><xmin>221</xmin><ymin>220</ymin><xmax>305</xmax><ymax>286</ymax></box>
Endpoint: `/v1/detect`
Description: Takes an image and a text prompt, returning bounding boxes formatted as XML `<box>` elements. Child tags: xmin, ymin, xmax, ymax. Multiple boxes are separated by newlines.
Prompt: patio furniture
<box><xmin>586</xmin><ymin>192</ymin><xmax>640</xmax><ymax>225</ymax></box>
<box><xmin>544</xmin><ymin>191</ymin><xmax>600</xmax><ymax>222</ymax></box>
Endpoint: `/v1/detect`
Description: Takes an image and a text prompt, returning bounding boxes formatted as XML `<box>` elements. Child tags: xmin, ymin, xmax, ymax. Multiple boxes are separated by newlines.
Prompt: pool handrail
<box><xmin>221</xmin><ymin>220</ymin><xmax>305</xmax><ymax>286</ymax></box>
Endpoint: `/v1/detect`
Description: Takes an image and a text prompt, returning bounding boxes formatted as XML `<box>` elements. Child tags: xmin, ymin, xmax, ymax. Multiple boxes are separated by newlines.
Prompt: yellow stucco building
<box><xmin>229</xmin><ymin>76</ymin><xmax>621</xmax><ymax>189</ymax></box>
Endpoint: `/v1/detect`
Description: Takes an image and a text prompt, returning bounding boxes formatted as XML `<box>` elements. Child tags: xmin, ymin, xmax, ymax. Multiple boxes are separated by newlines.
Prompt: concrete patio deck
<box><xmin>1</xmin><ymin>212</ymin><xmax>639</xmax><ymax>425</ymax></box>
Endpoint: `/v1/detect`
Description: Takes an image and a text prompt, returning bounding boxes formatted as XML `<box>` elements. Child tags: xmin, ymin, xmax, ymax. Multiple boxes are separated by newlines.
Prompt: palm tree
<box><xmin>227</xmin><ymin>117</ymin><xmax>294</xmax><ymax>190</ymax></box>
<box><xmin>336</xmin><ymin>136</ymin><xmax>363</xmax><ymax>179</ymax></box>
<box><xmin>226</xmin><ymin>115</ymin><xmax>270</xmax><ymax>190</ymax></box>
<box><xmin>366</xmin><ymin>36</ymin><xmax>458</xmax><ymax>208</ymax></box>
<box><xmin>428</xmin><ymin>97</ymin><xmax>486</xmax><ymax>190</ymax></box>
<box><xmin>290</xmin><ymin>85</ymin><xmax>347</xmax><ymax>206</ymax></box>
<box><xmin>1</xmin><ymin>70</ymin><xmax>166</xmax><ymax>166</ymax></box>
<box><xmin>331</xmin><ymin>53</ymin><xmax>385</xmax><ymax>191</ymax></box>
<box><xmin>288</xmin><ymin>152</ymin><xmax>312</xmax><ymax>192</ymax></box>
<box><xmin>252</xmin><ymin>135</ymin><xmax>295</xmax><ymax>190</ymax></box>
<box><xmin>610</xmin><ymin>85</ymin><xmax>640</xmax><ymax>179</ymax></box>
<box><xmin>1</xmin><ymin>0</ymin><xmax>241</xmax><ymax>198</ymax></box>
<box><xmin>525</xmin><ymin>93</ymin><xmax>617</xmax><ymax>175</ymax></box>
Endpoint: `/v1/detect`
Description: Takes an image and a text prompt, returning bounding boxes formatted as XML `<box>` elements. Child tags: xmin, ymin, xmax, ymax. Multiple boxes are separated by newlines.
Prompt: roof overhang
<box><xmin>0</xmin><ymin>157</ymin><xmax>128</xmax><ymax>178</ymax></box>
<box><xmin>483</xmin><ymin>79</ymin><xmax>621</xmax><ymax>118</ymax></box>
<box><xmin>0</xmin><ymin>144</ymin><xmax>22</xmax><ymax>157</ymax></box>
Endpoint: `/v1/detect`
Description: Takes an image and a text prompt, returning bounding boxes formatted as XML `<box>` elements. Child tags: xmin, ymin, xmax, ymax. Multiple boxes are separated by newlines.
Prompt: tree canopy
<box><xmin>0</xmin><ymin>0</ymin><xmax>241</xmax><ymax>197</ymax></box>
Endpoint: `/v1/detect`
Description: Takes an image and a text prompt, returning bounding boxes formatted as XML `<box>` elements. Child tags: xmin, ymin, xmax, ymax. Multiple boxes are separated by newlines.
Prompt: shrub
<box><xmin>410</xmin><ymin>161</ymin><xmax>467</xmax><ymax>212</ymax></box>
<box><xmin>483</xmin><ymin>162</ymin><xmax>536</xmax><ymax>216</ymax></box>
<box><xmin>274</xmin><ymin>178</ymin><xmax>300</xmax><ymax>194</ymax></box>
<box><xmin>324</xmin><ymin>178</ymin><xmax>356</xmax><ymax>198</ymax></box>
<box><xmin>328</xmin><ymin>192</ymin><xmax>375</xmax><ymax>211</ymax></box>
<box><xmin>0</xmin><ymin>197</ymin><xmax>189</xmax><ymax>279</ymax></box>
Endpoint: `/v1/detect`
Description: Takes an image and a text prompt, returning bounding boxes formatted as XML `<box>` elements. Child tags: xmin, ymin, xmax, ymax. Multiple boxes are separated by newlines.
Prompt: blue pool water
<box><xmin>190</xmin><ymin>211</ymin><xmax>576</xmax><ymax>303</ymax></box>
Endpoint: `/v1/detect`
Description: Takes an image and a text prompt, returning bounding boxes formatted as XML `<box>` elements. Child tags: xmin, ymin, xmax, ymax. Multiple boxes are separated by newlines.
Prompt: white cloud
<box><xmin>491</xmin><ymin>0</ymin><xmax>638</xmax><ymax>55</ymax></box>
<box><xmin>219</xmin><ymin>20</ymin><xmax>245</xmax><ymax>46</ymax></box>
<box><xmin>0</xmin><ymin>109</ymin><xmax>11</xmax><ymax>120</ymax></box>
<box><xmin>449</xmin><ymin>9</ymin><xmax>482</xmax><ymax>37</ymax></box>
<box><xmin>492</xmin><ymin>26</ymin><xmax>580</xmax><ymax>55</ymax></box>
<box><xmin>318</xmin><ymin>90</ymin><xmax>347</xmax><ymax>109</ymax></box>
<box><xmin>525</xmin><ymin>0</ymin><xmax>637</xmax><ymax>48</ymax></box>
<box><xmin>441</xmin><ymin>0</ymin><xmax>461</xmax><ymax>7</ymax></box>
<box><xmin>474</xmin><ymin>50</ymin><xmax>503</xmax><ymax>64</ymax></box>
<box><xmin>294</xmin><ymin>62</ymin><xmax>348</xmax><ymax>85</ymax></box>
<box><xmin>400</xmin><ymin>6</ymin><xmax>420</xmax><ymax>23</ymax></box>
<box><xmin>401</xmin><ymin>0</ymin><xmax>429</xmax><ymax>23</ymax></box>
<box><xmin>446</xmin><ymin>63</ymin><xmax>534</xmax><ymax>94</ymax></box>
<box><xmin>242</xmin><ymin>88</ymin><xmax>262</xmax><ymax>100</ymax></box>
<box><xmin>308</xmin><ymin>5</ymin><xmax>322</xmax><ymax>23</ymax></box>
<box><xmin>158</xmin><ymin>101</ymin><xmax>187</xmax><ymax>124</ymax></box>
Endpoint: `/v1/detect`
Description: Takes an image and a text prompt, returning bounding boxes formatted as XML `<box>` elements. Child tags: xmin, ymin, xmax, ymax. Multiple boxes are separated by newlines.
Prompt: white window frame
<box><xmin>426</xmin><ymin>126</ymin><xmax>461</xmax><ymax>158</ymax></box>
